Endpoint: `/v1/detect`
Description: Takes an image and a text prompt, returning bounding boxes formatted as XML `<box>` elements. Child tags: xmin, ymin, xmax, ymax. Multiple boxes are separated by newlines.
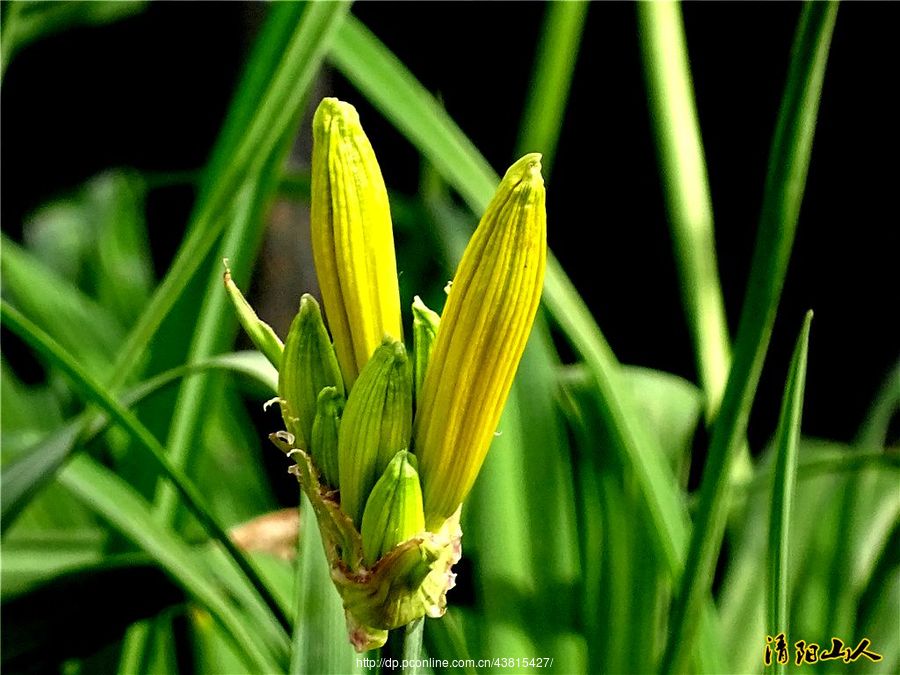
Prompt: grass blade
<box><xmin>290</xmin><ymin>493</ymin><xmax>359</xmax><ymax>674</ymax></box>
<box><xmin>152</xmin><ymin>178</ymin><xmax>273</xmax><ymax>525</ymax></box>
<box><xmin>766</xmin><ymin>311</ymin><xmax>812</xmax><ymax>674</ymax></box>
<box><xmin>1</xmin><ymin>351</ymin><xmax>276</xmax><ymax>529</ymax></box>
<box><xmin>515</xmin><ymin>1</ymin><xmax>589</xmax><ymax>172</ymax></box>
<box><xmin>2</xmin><ymin>424</ymin><xmax>81</xmax><ymax>531</ymax></box>
<box><xmin>661</xmin><ymin>5</ymin><xmax>839</xmax><ymax>671</ymax></box>
<box><xmin>636</xmin><ymin>3</ymin><xmax>733</xmax><ymax>425</ymax></box>
<box><xmin>0</xmin><ymin>301</ymin><xmax>291</xmax><ymax>661</ymax></box>
<box><xmin>103</xmin><ymin>1</ymin><xmax>350</xmax><ymax>394</ymax></box>
<box><xmin>144</xmin><ymin>3</ymin><xmax>352</xmax><ymax>668</ymax></box>
<box><xmin>1</xmin><ymin>0</ymin><xmax>147</xmax><ymax>80</ymax></box>
<box><xmin>1</xmin><ymin>235</ymin><xmax>124</xmax><ymax>375</ymax></box>
<box><xmin>56</xmin><ymin>455</ymin><xmax>280</xmax><ymax>673</ymax></box>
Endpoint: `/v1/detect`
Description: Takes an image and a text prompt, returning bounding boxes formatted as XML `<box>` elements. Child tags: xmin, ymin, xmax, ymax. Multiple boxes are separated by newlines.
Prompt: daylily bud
<box><xmin>279</xmin><ymin>294</ymin><xmax>344</xmax><ymax>450</ymax></box>
<box><xmin>311</xmin><ymin>386</ymin><xmax>343</xmax><ymax>488</ymax></box>
<box><xmin>223</xmin><ymin>265</ymin><xmax>283</xmax><ymax>368</ymax></box>
<box><xmin>411</xmin><ymin>295</ymin><xmax>440</xmax><ymax>407</ymax></box>
<box><xmin>338</xmin><ymin>339</ymin><xmax>413</xmax><ymax>527</ymax></box>
<box><xmin>415</xmin><ymin>154</ymin><xmax>547</xmax><ymax>528</ymax></box>
<box><xmin>360</xmin><ymin>450</ymin><xmax>426</xmax><ymax>566</ymax></box>
<box><xmin>310</xmin><ymin>97</ymin><xmax>403</xmax><ymax>387</ymax></box>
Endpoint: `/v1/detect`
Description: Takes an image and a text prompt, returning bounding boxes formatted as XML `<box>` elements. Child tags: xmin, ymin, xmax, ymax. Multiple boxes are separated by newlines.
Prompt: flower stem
<box><xmin>382</xmin><ymin>619</ymin><xmax>424</xmax><ymax>674</ymax></box>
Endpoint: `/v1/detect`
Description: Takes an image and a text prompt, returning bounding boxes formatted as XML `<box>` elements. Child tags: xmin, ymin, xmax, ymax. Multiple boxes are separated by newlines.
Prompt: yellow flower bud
<box><xmin>414</xmin><ymin>154</ymin><xmax>547</xmax><ymax>528</ymax></box>
<box><xmin>310</xmin><ymin>97</ymin><xmax>403</xmax><ymax>387</ymax></box>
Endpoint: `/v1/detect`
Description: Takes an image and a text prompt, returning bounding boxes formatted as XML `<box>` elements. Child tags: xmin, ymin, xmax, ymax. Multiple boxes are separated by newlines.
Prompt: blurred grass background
<box><xmin>1</xmin><ymin>2</ymin><xmax>897</xmax><ymax>674</ymax></box>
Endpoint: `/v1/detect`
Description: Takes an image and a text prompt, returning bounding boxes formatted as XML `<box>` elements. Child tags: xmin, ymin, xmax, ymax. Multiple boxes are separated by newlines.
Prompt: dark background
<box><xmin>2</xmin><ymin>2</ymin><xmax>897</xmax><ymax>451</ymax></box>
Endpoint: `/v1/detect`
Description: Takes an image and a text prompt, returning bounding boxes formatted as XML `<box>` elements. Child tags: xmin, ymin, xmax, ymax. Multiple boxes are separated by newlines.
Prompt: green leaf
<box><xmin>1</xmin><ymin>350</ymin><xmax>276</xmax><ymax>533</ymax></box>
<box><xmin>0</xmin><ymin>528</ymin><xmax>107</xmax><ymax>600</ymax></box>
<box><xmin>766</xmin><ymin>311</ymin><xmax>812</xmax><ymax>675</ymax></box>
<box><xmin>102</xmin><ymin>0</ymin><xmax>350</xmax><ymax>397</ymax></box>
<box><xmin>1</xmin><ymin>235</ymin><xmax>124</xmax><ymax>376</ymax></box>
<box><xmin>22</xmin><ymin>171</ymin><xmax>154</xmax><ymax>325</ymax></box>
<box><xmin>515</xmin><ymin>1</ymin><xmax>589</xmax><ymax>174</ymax></box>
<box><xmin>423</xmin><ymin>609</ymin><xmax>476</xmax><ymax>675</ymax></box>
<box><xmin>2</xmin><ymin>556</ymin><xmax>180</xmax><ymax>672</ymax></box>
<box><xmin>636</xmin><ymin>2</ymin><xmax>733</xmax><ymax>427</ymax></box>
<box><xmin>291</xmin><ymin>493</ymin><xmax>360</xmax><ymax>674</ymax></box>
<box><xmin>662</xmin><ymin>5</ymin><xmax>838</xmax><ymax>670</ymax></box>
<box><xmin>1</xmin><ymin>423</ymin><xmax>82</xmax><ymax>530</ymax></box>
<box><xmin>718</xmin><ymin>437</ymin><xmax>898</xmax><ymax>674</ymax></box>
<box><xmin>56</xmin><ymin>455</ymin><xmax>282</xmax><ymax>673</ymax></box>
<box><xmin>1</xmin><ymin>0</ymin><xmax>148</xmax><ymax>79</ymax></box>
<box><xmin>0</xmin><ymin>301</ymin><xmax>290</xmax><ymax>659</ymax></box>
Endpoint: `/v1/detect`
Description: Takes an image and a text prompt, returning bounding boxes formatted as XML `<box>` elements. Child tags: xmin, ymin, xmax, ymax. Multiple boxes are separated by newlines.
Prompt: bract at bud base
<box><xmin>271</xmin><ymin>433</ymin><xmax>462</xmax><ymax>652</ymax></box>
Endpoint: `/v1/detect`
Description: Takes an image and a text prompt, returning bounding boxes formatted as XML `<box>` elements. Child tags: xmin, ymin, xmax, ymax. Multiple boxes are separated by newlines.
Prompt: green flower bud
<box><xmin>311</xmin><ymin>386</ymin><xmax>343</xmax><ymax>488</ymax></box>
<box><xmin>223</xmin><ymin>264</ymin><xmax>283</xmax><ymax>368</ymax></box>
<box><xmin>338</xmin><ymin>339</ymin><xmax>412</xmax><ymax>527</ymax></box>
<box><xmin>360</xmin><ymin>450</ymin><xmax>425</xmax><ymax>566</ymax></box>
<box><xmin>279</xmin><ymin>294</ymin><xmax>344</xmax><ymax>450</ymax></box>
<box><xmin>411</xmin><ymin>295</ymin><xmax>440</xmax><ymax>407</ymax></box>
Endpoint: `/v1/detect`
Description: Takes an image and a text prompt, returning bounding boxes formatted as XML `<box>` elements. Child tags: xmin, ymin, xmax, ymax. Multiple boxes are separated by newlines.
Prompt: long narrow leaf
<box><xmin>57</xmin><ymin>455</ymin><xmax>280</xmax><ymax>673</ymax></box>
<box><xmin>290</xmin><ymin>494</ymin><xmax>359</xmax><ymax>674</ymax></box>
<box><xmin>766</xmin><ymin>311</ymin><xmax>812</xmax><ymax>675</ymax></box>
<box><xmin>662</xmin><ymin>5</ymin><xmax>838</xmax><ymax>671</ymax></box>
<box><xmin>636</xmin><ymin>3</ymin><xmax>733</xmax><ymax>425</ymax></box>
<box><xmin>0</xmin><ymin>301</ymin><xmax>290</xmax><ymax>662</ymax></box>
<box><xmin>1</xmin><ymin>235</ymin><xmax>124</xmax><ymax>374</ymax></box>
<box><xmin>103</xmin><ymin>1</ymin><xmax>350</xmax><ymax>395</ymax></box>
<box><xmin>1</xmin><ymin>351</ymin><xmax>275</xmax><ymax>531</ymax></box>
<box><xmin>515</xmin><ymin>1</ymin><xmax>589</xmax><ymax>172</ymax></box>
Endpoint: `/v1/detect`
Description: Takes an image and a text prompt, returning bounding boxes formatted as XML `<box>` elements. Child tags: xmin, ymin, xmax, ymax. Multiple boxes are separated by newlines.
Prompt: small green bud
<box><xmin>279</xmin><ymin>294</ymin><xmax>344</xmax><ymax>450</ymax></box>
<box><xmin>361</xmin><ymin>450</ymin><xmax>426</xmax><ymax>566</ymax></box>
<box><xmin>338</xmin><ymin>339</ymin><xmax>412</xmax><ymax>527</ymax></box>
<box><xmin>311</xmin><ymin>386</ymin><xmax>343</xmax><ymax>488</ymax></box>
<box><xmin>411</xmin><ymin>295</ymin><xmax>440</xmax><ymax>408</ymax></box>
<box><xmin>223</xmin><ymin>264</ymin><xmax>283</xmax><ymax>368</ymax></box>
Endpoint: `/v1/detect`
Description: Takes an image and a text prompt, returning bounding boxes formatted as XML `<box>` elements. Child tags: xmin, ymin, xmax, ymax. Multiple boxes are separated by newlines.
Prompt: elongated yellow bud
<box><xmin>279</xmin><ymin>294</ymin><xmax>344</xmax><ymax>450</ymax></box>
<box><xmin>311</xmin><ymin>386</ymin><xmax>342</xmax><ymax>488</ymax></box>
<box><xmin>310</xmin><ymin>98</ymin><xmax>403</xmax><ymax>387</ymax></box>
<box><xmin>415</xmin><ymin>154</ymin><xmax>547</xmax><ymax>528</ymax></box>
<box><xmin>360</xmin><ymin>450</ymin><xmax>426</xmax><ymax>566</ymax></box>
<box><xmin>338</xmin><ymin>339</ymin><xmax>413</xmax><ymax>527</ymax></box>
<box><xmin>411</xmin><ymin>295</ymin><xmax>441</xmax><ymax>407</ymax></box>
<box><xmin>223</xmin><ymin>266</ymin><xmax>283</xmax><ymax>368</ymax></box>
